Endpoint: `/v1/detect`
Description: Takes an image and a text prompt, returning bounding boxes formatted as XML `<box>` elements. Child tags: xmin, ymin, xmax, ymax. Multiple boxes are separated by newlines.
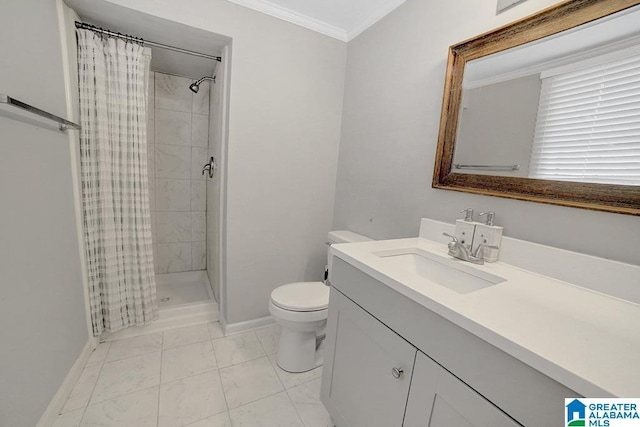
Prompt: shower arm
<box><xmin>194</xmin><ymin>76</ymin><xmax>215</xmax><ymax>86</ymax></box>
<box><xmin>189</xmin><ymin>76</ymin><xmax>216</xmax><ymax>93</ymax></box>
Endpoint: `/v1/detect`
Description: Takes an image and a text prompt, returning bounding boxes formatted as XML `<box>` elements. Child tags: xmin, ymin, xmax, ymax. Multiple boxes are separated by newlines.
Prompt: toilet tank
<box><xmin>327</xmin><ymin>230</ymin><xmax>372</xmax><ymax>245</ymax></box>
<box><xmin>324</xmin><ymin>231</ymin><xmax>372</xmax><ymax>283</ymax></box>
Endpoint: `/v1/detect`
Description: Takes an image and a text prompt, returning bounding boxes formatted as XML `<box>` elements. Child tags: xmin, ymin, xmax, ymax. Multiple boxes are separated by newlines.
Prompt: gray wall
<box><xmin>333</xmin><ymin>0</ymin><xmax>640</xmax><ymax>266</ymax></box>
<box><xmin>0</xmin><ymin>1</ymin><xmax>88</xmax><ymax>425</ymax></box>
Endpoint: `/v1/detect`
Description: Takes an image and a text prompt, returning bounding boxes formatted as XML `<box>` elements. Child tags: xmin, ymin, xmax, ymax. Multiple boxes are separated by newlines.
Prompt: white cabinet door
<box><xmin>321</xmin><ymin>290</ymin><xmax>416</xmax><ymax>427</ymax></box>
<box><xmin>404</xmin><ymin>352</ymin><xmax>521</xmax><ymax>427</ymax></box>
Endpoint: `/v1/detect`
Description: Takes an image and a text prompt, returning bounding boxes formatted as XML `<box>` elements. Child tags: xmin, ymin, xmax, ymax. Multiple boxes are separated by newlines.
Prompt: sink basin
<box><xmin>373</xmin><ymin>248</ymin><xmax>506</xmax><ymax>294</ymax></box>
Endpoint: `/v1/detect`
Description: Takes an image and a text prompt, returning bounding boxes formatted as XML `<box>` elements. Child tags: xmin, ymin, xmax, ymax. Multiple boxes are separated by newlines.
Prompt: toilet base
<box><xmin>275</xmin><ymin>328</ymin><xmax>325</xmax><ymax>373</ymax></box>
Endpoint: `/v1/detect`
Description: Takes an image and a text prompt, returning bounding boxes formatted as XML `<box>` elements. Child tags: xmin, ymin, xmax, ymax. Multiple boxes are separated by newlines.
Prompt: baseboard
<box><xmin>100</xmin><ymin>301</ymin><xmax>219</xmax><ymax>342</ymax></box>
<box><xmin>223</xmin><ymin>315</ymin><xmax>275</xmax><ymax>335</ymax></box>
<box><xmin>37</xmin><ymin>337</ymin><xmax>97</xmax><ymax>427</ymax></box>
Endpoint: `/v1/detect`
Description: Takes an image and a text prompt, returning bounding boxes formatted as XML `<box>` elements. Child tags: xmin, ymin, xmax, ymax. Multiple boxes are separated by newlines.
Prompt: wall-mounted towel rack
<box><xmin>0</xmin><ymin>94</ymin><xmax>80</xmax><ymax>131</ymax></box>
<box><xmin>454</xmin><ymin>164</ymin><xmax>520</xmax><ymax>171</ymax></box>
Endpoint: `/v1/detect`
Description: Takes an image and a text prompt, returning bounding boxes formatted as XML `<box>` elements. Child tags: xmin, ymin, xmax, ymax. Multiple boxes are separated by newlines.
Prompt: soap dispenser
<box><xmin>455</xmin><ymin>208</ymin><xmax>476</xmax><ymax>250</ymax></box>
<box><xmin>472</xmin><ymin>211</ymin><xmax>503</xmax><ymax>262</ymax></box>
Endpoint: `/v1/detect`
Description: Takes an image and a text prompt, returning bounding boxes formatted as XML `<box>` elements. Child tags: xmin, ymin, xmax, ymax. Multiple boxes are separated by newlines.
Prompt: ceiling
<box><xmin>225</xmin><ymin>0</ymin><xmax>406</xmax><ymax>41</ymax></box>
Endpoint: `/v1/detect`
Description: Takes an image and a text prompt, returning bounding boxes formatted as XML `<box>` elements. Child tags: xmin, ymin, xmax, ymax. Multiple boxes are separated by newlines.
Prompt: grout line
<box><xmin>160</xmin><ymin>366</ymin><xmax>220</xmax><ymax>386</ymax></box>
<box><xmin>226</xmin><ymin>388</ymin><xmax>288</xmax><ymax>414</ymax></box>
<box><xmin>101</xmin><ymin>344</ymin><xmax>163</xmax><ymax>365</ymax></box>
<box><xmin>213</xmin><ymin>332</ymin><xmax>268</xmax><ymax>369</ymax></box>
<box><xmin>217</xmin><ymin>354</ymin><xmax>282</xmax><ymax>406</ymax></box>
<box><xmin>162</xmin><ymin>323</ymin><xmax>213</xmax><ymax>351</ymax></box>
<box><xmin>86</xmin><ymin>354</ymin><xmax>162</xmax><ymax>407</ymax></box>
<box><xmin>269</xmin><ymin>355</ymin><xmax>288</xmax><ymax>392</ymax></box>
<box><xmin>158</xmin><ymin>339</ymin><xmax>219</xmax><ymax>386</ymax></box>
<box><xmin>216</xmin><ymin>353</ymin><xmax>266</xmax><ymax>370</ymax></box>
<box><xmin>217</xmin><ymin>370</ymin><xmax>232</xmax><ymax>422</ymax></box>
<box><xmin>255</xmin><ymin>329</ymin><xmax>272</xmax><ymax>356</ymax></box>
<box><xmin>162</xmin><ymin>338</ymin><xmax>213</xmax><ymax>352</ymax></box>
<box><xmin>103</xmin><ymin>349</ymin><xmax>161</xmax><ymax>364</ymax></box>
<box><xmin>156</xmin><ymin>333</ymin><xmax>163</xmax><ymax>427</ymax></box>
<box><xmin>207</xmin><ymin>328</ymin><xmax>223</xmax><ymax>378</ymax></box>
<box><xmin>284</xmin><ymin>387</ymin><xmax>307</xmax><ymax>427</ymax></box>
<box><xmin>208</xmin><ymin>329</ymin><xmax>219</xmax><ymax>370</ymax></box>
<box><xmin>182</xmin><ymin>408</ymin><xmax>229</xmax><ymax>427</ymax></box>
<box><xmin>77</xmin><ymin>342</ymin><xmax>111</xmax><ymax>424</ymax></box>
<box><xmin>201</xmin><ymin>332</ymin><xmax>232</xmax><ymax>423</ymax></box>
<box><xmin>101</xmin><ymin>341</ymin><xmax>114</xmax><ymax>365</ymax></box>
<box><xmin>99</xmin><ymin>325</ymin><xmax>219</xmax><ymax>381</ymax></box>
<box><xmin>83</xmin><ymin>384</ymin><xmax>161</xmax><ymax>413</ymax></box>
<box><xmin>154</xmin><ymin>106</ymin><xmax>193</xmax><ymax>115</ymax></box>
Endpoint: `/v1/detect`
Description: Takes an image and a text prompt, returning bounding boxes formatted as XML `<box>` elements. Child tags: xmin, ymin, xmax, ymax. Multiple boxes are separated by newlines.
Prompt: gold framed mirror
<box><xmin>433</xmin><ymin>0</ymin><xmax>640</xmax><ymax>215</ymax></box>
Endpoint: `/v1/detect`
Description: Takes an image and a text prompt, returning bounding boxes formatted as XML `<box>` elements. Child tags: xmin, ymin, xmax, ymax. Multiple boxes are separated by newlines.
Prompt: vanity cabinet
<box><xmin>322</xmin><ymin>287</ymin><xmax>518</xmax><ymax>427</ymax></box>
<box><xmin>321</xmin><ymin>258</ymin><xmax>580</xmax><ymax>427</ymax></box>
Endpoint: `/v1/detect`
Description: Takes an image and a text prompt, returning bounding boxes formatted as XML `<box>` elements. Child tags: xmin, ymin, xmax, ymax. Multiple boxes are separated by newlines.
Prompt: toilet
<box><xmin>268</xmin><ymin>230</ymin><xmax>372</xmax><ymax>373</ymax></box>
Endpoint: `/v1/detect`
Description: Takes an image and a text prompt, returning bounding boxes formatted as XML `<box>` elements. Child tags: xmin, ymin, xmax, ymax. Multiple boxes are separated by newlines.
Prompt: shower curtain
<box><xmin>77</xmin><ymin>29</ymin><xmax>157</xmax><ymax>335</ymax></box>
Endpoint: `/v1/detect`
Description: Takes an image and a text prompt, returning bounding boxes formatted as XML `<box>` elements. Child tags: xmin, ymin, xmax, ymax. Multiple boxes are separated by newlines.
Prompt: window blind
<box><xmin>528</xmin><ymin>53</ymin><xmax>640</xmax><ymax>186</ymax></box>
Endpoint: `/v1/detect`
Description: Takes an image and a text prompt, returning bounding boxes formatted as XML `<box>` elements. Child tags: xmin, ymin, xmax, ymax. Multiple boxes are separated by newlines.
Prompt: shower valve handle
<box><xmin>202</xmin><ymin>157</ymin><xmax>216</xmax><ymax>179</ymax></box>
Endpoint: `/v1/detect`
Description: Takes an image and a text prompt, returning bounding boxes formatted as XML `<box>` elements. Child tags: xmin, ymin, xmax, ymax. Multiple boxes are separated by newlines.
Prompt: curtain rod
<box><xmin>75</xmin><ymin>22</ymin><xmax>222</xmax><ymax>62</ymax></box>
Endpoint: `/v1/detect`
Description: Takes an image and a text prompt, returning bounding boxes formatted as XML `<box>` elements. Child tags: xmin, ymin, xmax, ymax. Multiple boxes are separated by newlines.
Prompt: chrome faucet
<box><xmin>442</xmin><ymin>233</ymin><xmax>497</xmax><ymax>265</ymax></box>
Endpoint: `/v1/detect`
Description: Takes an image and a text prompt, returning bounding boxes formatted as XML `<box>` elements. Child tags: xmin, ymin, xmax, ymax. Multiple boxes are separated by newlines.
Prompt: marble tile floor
<box><xmin>53</xmin><ymin>323</ymin><xmax>333</xmax><ymax>427</ymax></box>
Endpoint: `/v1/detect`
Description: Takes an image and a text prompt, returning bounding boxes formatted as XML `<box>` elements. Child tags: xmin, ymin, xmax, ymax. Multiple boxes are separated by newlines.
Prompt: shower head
<box><xmin>189</xmin><ymin>76</ymin><xmax>216</xmax><ymax>93</ymax></box>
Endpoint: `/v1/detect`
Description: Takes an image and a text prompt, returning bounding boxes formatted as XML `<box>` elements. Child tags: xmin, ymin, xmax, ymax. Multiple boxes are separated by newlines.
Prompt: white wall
<box><xmin>333</xmin><ymin>0</ymin><xmax>640</xmax><ymax>266</ymax></box>
<box><xmin>0</xmin><ymin>1</ymin><xmax>88</xmax><ymax>425</ymax></box>
<box><xmin>103</xmin><ymin>0</ymin><xmax>348</xmax><ymax>323</ymax></box>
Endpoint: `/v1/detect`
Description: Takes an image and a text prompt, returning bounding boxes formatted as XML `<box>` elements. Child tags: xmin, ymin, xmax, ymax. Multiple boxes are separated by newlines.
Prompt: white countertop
<box><xmin>330</xmin><ymin>237</ymin><xmax>640</xmax><ymax>398</ymax></box>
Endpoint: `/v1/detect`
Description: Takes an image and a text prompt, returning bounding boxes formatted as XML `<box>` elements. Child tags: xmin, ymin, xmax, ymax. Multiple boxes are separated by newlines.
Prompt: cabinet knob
<box><xmin>391</xmin><ymin>367</ymin><xmax>404</xmax><ymax>379</ymax></box>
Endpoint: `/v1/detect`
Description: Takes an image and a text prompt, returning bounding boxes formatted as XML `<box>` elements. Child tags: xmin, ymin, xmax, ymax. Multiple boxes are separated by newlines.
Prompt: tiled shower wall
<box><xmin>148</xmin><ymin>72</ymin><xmax>210</xmax><ymax>274</ymax></box>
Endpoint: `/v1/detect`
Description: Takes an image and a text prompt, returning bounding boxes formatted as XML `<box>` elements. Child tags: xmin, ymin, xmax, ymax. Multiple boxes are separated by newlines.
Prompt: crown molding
<box><xmin>225</xmin><ymin>0</ymin><xmax>348</xmax><ymax>41</ymax></box>
<box><xmin>225</xmin><ymin>0</ymin><xmax>405</xmax><ymax>42</ymax></box>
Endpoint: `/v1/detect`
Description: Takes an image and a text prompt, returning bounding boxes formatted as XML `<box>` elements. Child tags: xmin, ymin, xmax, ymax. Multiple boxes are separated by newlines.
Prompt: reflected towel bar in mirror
<box><xmin>454</xmin><ymin>164</ymin><xmax>520</xmax><ymax>171</ymax></box>
<box><xmin>0</xmin><ymin>94</ymin><xmax>81</xmax><ymax>131</ymax></box>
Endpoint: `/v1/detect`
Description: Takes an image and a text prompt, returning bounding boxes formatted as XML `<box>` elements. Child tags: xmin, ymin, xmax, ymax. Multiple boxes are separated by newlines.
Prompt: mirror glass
<box><xmin>452</xmin><ymin>5</ymin><xmax>640</xmax><ymax>186</ymax></box>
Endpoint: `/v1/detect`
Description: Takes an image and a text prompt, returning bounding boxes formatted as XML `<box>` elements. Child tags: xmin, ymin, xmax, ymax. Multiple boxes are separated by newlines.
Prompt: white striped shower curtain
<box><xmin>77</xmin><ymin>29</ymin><xmax>157</xmax><ymax>335</ymax></box>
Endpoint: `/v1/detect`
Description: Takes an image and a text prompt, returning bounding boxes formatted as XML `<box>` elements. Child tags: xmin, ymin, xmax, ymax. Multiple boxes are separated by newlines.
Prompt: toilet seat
<box><xmin>270</xmin><ymin>282</ymin><xmax>329</xmax><ymax>312</ymax></box>
<box><xmin>269</xmin><ymin>301</ymin><xmax>328</xmax><ymax>323</ymax></box>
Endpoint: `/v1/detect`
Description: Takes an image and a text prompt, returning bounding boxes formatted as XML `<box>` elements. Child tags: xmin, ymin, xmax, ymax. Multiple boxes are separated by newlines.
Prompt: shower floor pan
<box><xmin>100</xmin><ymin>270</ymin><xmax>218</xmax><ymax>342</ymax></box>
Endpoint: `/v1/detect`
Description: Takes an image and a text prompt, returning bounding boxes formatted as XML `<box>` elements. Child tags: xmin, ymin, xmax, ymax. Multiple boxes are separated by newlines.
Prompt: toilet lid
<box><xmin>270</xmin><ymin>282</ymin><xmax>329</xmax><ymax>312</ymax></box>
